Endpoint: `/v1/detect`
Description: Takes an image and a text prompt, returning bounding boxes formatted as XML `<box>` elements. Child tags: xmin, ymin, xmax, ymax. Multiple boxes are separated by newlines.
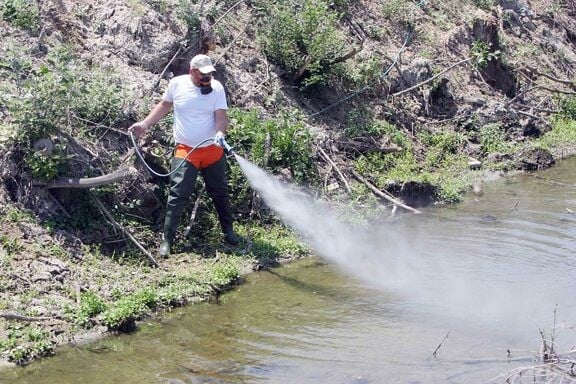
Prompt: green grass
<box><xmin>535</xmin><ymin>118</ymin><xmax>576</xmax><ymax>151</ymax></box>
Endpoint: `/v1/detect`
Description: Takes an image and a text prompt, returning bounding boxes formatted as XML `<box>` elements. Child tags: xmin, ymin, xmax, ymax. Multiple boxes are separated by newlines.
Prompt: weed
<box><xmin>381</xmin><ymin>0</ymin><xmax>419</xmax><ymax>28</ymax></box>
<box><xmin>0</xmin><ymin>235</ymin><xmax>23</xmax><ymax>255</ymax></box>
<box><xmin>535</xmin><ymin>118</ymin><xmax>576</xmax><ymax>150</ymax></box>
<box><xmin>227</xmin><ymin>108</ymin><xmax>316</xmax><ymax>214</ymax></box>
<box><xmin>0</xmin><ymin>326</ymin><xmax>53</xmax><ymax>364</ymax></box>
<box><xmin>6</xmin><ymin>46</ymin><xmax>130</xmax><ymax>180</ymax></box>
<box><xmin>258</xmin><ymin>0</ymin><xmax>348</xmax><ymax>88</ymax></box>
<box><xmin>472</xmin><ymin>0</ymin><xmax>495</xmax><ymax>10</ymax></box>
<box><xmin>470</xmin><ymin>41</ymin><xmax>501</xmax><ymax>70</ymax></box>
<box><xmin>76</xmin><ymin>291</ymin><xmax>107</xmax><ymax>327</ymax></box>
<box><xmin>479</xmin><ymin>123</ymin><xmax>509</xmax><ymax>154</ymax></box>
<box><xmin>0</xmin><ymin>0</ymin><xmax>39</xmax><ymax>31</ymax></box>
<box><xmin>102</xmin><ymin>288</ymin><xmax>158</xmax><ymax>330</ymax></box>
<box><xmin>209</xmin><ymin>259</ymin><xmax>240</xmax><ymax>286</ymax></box>
<box><xmin>559</xmin><ymin>96</ymin><xmax>576</xmax><ymax>120</ymax></box>
<box><xmin>2</xmin><ymin>207</ymin><xmax>34</xmax><ymax>223</ymax></box>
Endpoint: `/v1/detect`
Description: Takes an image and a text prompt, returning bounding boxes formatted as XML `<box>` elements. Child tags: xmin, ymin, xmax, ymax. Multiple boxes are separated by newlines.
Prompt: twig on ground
<box><xmin>318</xmin><ymin>147</ymin><xmax>351</xmax><ymax>193</ymax></box>
<box><xmin>391</xmin><ymin>57</ymin><xmax>473</xmax><ymax>98</ymax></box>
<box><xmin>91</xmin><ymin>194</ymin><xmax>159</xmax><ymax>267</ymax></box>
<box><xmin>216</xmin><ymin>23</ymin><xmax>249</xmax><ymax>65</ymax></box>
<box><xmin>183</xmin><ymin>184</ymin><xmax>206</xmax><ymax>238</ymax></box>
<box><xmin>149</xmin><ymin>43</ymin><xmax>185</xmax><ymax>96</ymax></box>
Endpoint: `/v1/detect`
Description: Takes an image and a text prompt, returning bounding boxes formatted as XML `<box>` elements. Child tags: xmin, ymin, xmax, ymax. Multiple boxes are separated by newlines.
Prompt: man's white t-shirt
<box><xmin>163</xmin><ymin>75</ymin><xmax>228</xmax><ymax>148</ymax></box>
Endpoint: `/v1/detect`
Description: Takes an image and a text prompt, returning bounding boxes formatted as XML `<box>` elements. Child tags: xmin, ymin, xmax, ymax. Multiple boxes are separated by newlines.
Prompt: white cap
<box><xmin>190</xmin><ymin>54</ymin><xmax>216</xmax><ymax>73</ymax></box>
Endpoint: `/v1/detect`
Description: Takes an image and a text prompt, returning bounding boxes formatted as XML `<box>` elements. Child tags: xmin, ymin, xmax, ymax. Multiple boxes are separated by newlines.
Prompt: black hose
<box><xmin>129</xmin><ymin>130</ymin><xmax>214</xmax><ymax>178</ymax></box>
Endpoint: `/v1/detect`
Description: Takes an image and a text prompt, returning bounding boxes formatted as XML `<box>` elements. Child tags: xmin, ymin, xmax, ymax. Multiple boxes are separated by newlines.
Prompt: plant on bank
<box><xmin>257</xmin><ymin>0</ymin><xmax>348</xmax><ymax>88</ymax></box>
<box><xmin>3</xmin><ymin>46</ymin><xmax>129</xmax><ymax>181</ymax></box>
<box><xmin>0</xmin><ymin>0</ymin><xmax>39</xmax><ymax>31</ymax></box>
<box><xmin>226</xmin><ymin>108</ymin><xmax>316</xmax><ymax>214</ymax></box>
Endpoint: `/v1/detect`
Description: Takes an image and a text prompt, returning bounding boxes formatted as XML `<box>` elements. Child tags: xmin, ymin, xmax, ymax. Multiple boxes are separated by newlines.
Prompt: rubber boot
<box><xmin>160</xmin><ymin>158</ymin><xmax>199</xmax><ymax>257</ymax></box>
<box><xmin>201</xmin><ymin>156</ymin><xmax>239</xmax><ymax>245</ymax></box>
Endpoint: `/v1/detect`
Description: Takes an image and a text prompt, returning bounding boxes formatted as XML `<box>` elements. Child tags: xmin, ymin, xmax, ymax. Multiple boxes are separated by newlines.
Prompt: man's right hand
<box><xmin>129</xmin><ymin>121</ymin><xmax>149</xmax><ymax>137</ymax></box>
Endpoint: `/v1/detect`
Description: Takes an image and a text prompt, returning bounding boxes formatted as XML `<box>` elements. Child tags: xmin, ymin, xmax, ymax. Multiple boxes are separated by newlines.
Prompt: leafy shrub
<box><xmin>559</xmin><ymin>96</ymin><xmax>576</xmax><ymax>120</ymax></box>
<box><xmin>0</xmin><ymin>0</ymin><xmax>39</xmax><ymax>30</ymax></box>
<box><xmin>4</xmin><ymin>47</ymin><xmax>130</xmax><ymax>180</ymax></box>
<box><xmin>479</xmin><ymin>123</ymin><xmax>508</xmax><ymax>154</ymax></box>
<box><xmin>257</xmin><ymin>0</ymin><xmax>347</xmax><ymax>88</ymax></box>
<box><xmin>227</xmin><ymin>108</ymin><xmax>316</xmax><ymax>213</ymax></box>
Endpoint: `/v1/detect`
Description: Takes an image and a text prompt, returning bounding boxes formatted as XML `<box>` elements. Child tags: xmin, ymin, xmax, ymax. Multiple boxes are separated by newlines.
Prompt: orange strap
<box><xmin>174</xmin><ymin>143</ymin><xmax>224</xmax><ymax>169</ymax></box>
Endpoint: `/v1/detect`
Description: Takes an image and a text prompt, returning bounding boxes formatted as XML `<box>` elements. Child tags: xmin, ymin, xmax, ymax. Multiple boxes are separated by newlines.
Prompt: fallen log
<box><xmin>0</xmin><ymin>312</ymin><xmax>51</xmax><ymax>322</ymax></box>
<box><xmin>45</xmin><ymin>167</ymin><xmax>138</xmax><ymax>189</ymax></box>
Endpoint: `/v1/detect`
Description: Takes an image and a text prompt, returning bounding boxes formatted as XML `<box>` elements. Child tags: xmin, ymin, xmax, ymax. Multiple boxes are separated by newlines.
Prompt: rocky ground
<box><xmin>1</xmin><ymin>0</ymin><xmax>575</xmax><ymax>367</ymax></box>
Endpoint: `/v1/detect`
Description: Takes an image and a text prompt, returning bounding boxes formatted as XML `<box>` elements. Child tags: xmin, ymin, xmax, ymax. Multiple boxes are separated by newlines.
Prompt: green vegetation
<box><xmin>470</xmin><ymin>41</ymin><xmax>501</xmax><ymax>70</ymax></box>
<box><xmin>479</xmin><ymin>123</ymin><xmax>510</xmax><ymax>154</ymax></box>
<box><xmin>102</xmin><ymin>288</ymin><xmax>158</xmax><ymax>330</ymax></box>
<box><xmin>227</xmin><ymin>108</ymin><xmax>316</xmax><ymax>209</ymax></box>
<box><xmin>381</xmin><ymin>0</ymin><xmax>419</xmax><ymax>27</ymax></box>
<box><xmin>559</xmin><ymin>96</ymin><xmax>576</xmax><ymax>120</ymax></box>
<box><xmin>535</xmin><ymin>118</ymin><xmax>576</xmax><ymax>151</ymax></box>
<box><xmin>75</xmin><ymin>291</ymin><xmax>107</xmax><ymax>327</ymax></box>
<box><xmin>0</xmin><ymin>0</ymin><xmax>39</xmax><ymax>30</ymax></box>
<box><xmin>258</xmin><ymin>0</ymin><xmax>348</xmax><ymax>88</ymax></box>
<box><xmin>0</xmin><ymin>326</ymin><xmax>52</xmax><ymax>364</ymax></box>
<box><xmin>2</xmin><ymin>46</ymin><xmax>130</xmax><ymax>181</ymax></box>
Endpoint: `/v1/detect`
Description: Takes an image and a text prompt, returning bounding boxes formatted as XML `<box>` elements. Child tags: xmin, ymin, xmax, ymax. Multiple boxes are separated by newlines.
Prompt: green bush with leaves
<box><xmin>226</xmin><ymin>108</ymin><xmax>316</xmax><ymax>213</ymax></box>
<box><xmin>257</xmin><ymin>0</ymin><xmax>347</xmax><ymax>88</ymax></box>
<box><xmin>479</xmin><ymin>123</ymin><xmax>509</xmax><ymax>154</ymax></box>
<box><xmin>559</xmin><ymin>96</ymin><xmax>576</xmax><ymax>120</ymax></box>
<box><xmin>76</xmin><ymin>291</ymin><xmax>107</xmax><ymax>327</ymax></box>
<box><xmin>0</xmin><ymin>0</ymin><xmax>39</xmax><ymax>30</ymax></box>
<box><xmin>3</xmin><ymin>46</ymin><xmax>130</xmax><ymax>180</ymax></box>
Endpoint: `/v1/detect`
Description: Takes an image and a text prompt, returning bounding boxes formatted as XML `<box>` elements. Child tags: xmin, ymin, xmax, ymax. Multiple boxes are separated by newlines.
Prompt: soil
<box><xmin>1</xmin><ymin>0</ymin><xmax>575</xmax><ymax>367</ymax></box>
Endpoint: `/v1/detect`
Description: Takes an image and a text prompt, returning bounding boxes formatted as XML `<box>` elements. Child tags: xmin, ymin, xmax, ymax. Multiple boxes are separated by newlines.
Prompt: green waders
<box><xmin>159</xmin><ymin>154</ymin><xmax>238</xmax><ymax>257</ymax></box>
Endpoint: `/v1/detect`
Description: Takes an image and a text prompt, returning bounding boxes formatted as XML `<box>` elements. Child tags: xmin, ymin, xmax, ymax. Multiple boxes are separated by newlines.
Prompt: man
<box><xmin>130</xmin><ymin>54</ymin><xmax>239</xmax><ymax>257</ymax></box>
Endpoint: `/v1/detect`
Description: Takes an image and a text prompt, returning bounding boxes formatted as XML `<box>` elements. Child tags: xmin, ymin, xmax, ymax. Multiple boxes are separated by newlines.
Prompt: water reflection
<box><xmin>2</xmin><ymin>158</ymin><xmax>576</xmax><ymax>383</ymax></box>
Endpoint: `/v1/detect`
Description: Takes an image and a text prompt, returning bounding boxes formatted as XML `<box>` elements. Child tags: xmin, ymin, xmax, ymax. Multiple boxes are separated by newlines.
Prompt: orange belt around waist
<box><xmin>174</xmin><ymin>143</ymin><xmax>224</xmax><ymax>169</ymax></box>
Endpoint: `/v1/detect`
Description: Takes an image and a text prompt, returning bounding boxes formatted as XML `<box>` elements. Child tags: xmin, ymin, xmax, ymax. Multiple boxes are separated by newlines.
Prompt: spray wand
<box><xmin>215</xmin><ymin>135</ymin><xmax>235</xmax><ymax>155</ymax></box>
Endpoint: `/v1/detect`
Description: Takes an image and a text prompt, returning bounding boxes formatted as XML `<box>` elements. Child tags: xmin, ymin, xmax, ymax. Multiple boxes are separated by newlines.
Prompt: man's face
<box><xmin>190</xmin><ymin>68</ymin><xmax>212</xmax><ymax>85</ymax></box>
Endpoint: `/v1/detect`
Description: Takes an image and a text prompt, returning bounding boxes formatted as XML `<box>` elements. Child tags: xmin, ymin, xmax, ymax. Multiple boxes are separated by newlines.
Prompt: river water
<box><xmin>2</xmin><ymin>157</ymin><xmax>576</xmax><ymax>384</ymax></box>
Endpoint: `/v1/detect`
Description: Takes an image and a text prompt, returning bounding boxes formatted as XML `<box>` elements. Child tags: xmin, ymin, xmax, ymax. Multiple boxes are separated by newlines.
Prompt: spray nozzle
<box><xmin>217</xmin><ymin>136</ymin><xmax>235</xmax><ymax>155</ymax></box>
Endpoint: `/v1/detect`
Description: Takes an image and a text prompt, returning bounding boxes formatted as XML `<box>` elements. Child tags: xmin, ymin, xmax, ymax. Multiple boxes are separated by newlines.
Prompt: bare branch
<box><xmin>91</xmin><ymin>194</ymin><xmax>159</xmax><ymax>267</ymax></box>
<box><xmin>391</xmin><ymin>57</ymin><xmax>473</xmax><ymax>98</ymax></box>
<box><xmin>318</xmin><ymin>147</ymin><xmax>351</xmax><ymax>193</ymax></box>
<box><xmin>350</xmin><ymin>170</ymin><xmax>422</xmax><ymax>214</ymax></box>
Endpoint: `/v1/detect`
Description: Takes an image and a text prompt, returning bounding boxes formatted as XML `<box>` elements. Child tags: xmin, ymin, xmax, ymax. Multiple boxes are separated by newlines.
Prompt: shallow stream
<box><xmin>2</xmin><ymin>157</ymin><xmax>576</xmax><ymax>384</ymax></box>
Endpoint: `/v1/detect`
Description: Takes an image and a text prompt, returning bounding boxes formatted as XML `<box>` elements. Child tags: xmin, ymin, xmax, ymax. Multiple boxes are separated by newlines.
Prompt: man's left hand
<box><xmin>214</xmin><ymin>131</ymin><xmax>225</xmax><ymax>147</ymax></box>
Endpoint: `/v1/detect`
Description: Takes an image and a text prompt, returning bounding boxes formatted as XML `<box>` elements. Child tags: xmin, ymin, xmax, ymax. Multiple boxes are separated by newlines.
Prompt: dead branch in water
<box><xmin>433</xmin><ymin>330</ymin><xmax>451</xmax><ymax>357</ymax></box>
<box><xmin>91</xmin><ymin>194</ymin><xmax>159</xmax><ymax>267</ymax></box>
<box><xmin>350</xmin><ymin>170</ymin><xmax>421</xmax><ymax>214</ymax></box>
